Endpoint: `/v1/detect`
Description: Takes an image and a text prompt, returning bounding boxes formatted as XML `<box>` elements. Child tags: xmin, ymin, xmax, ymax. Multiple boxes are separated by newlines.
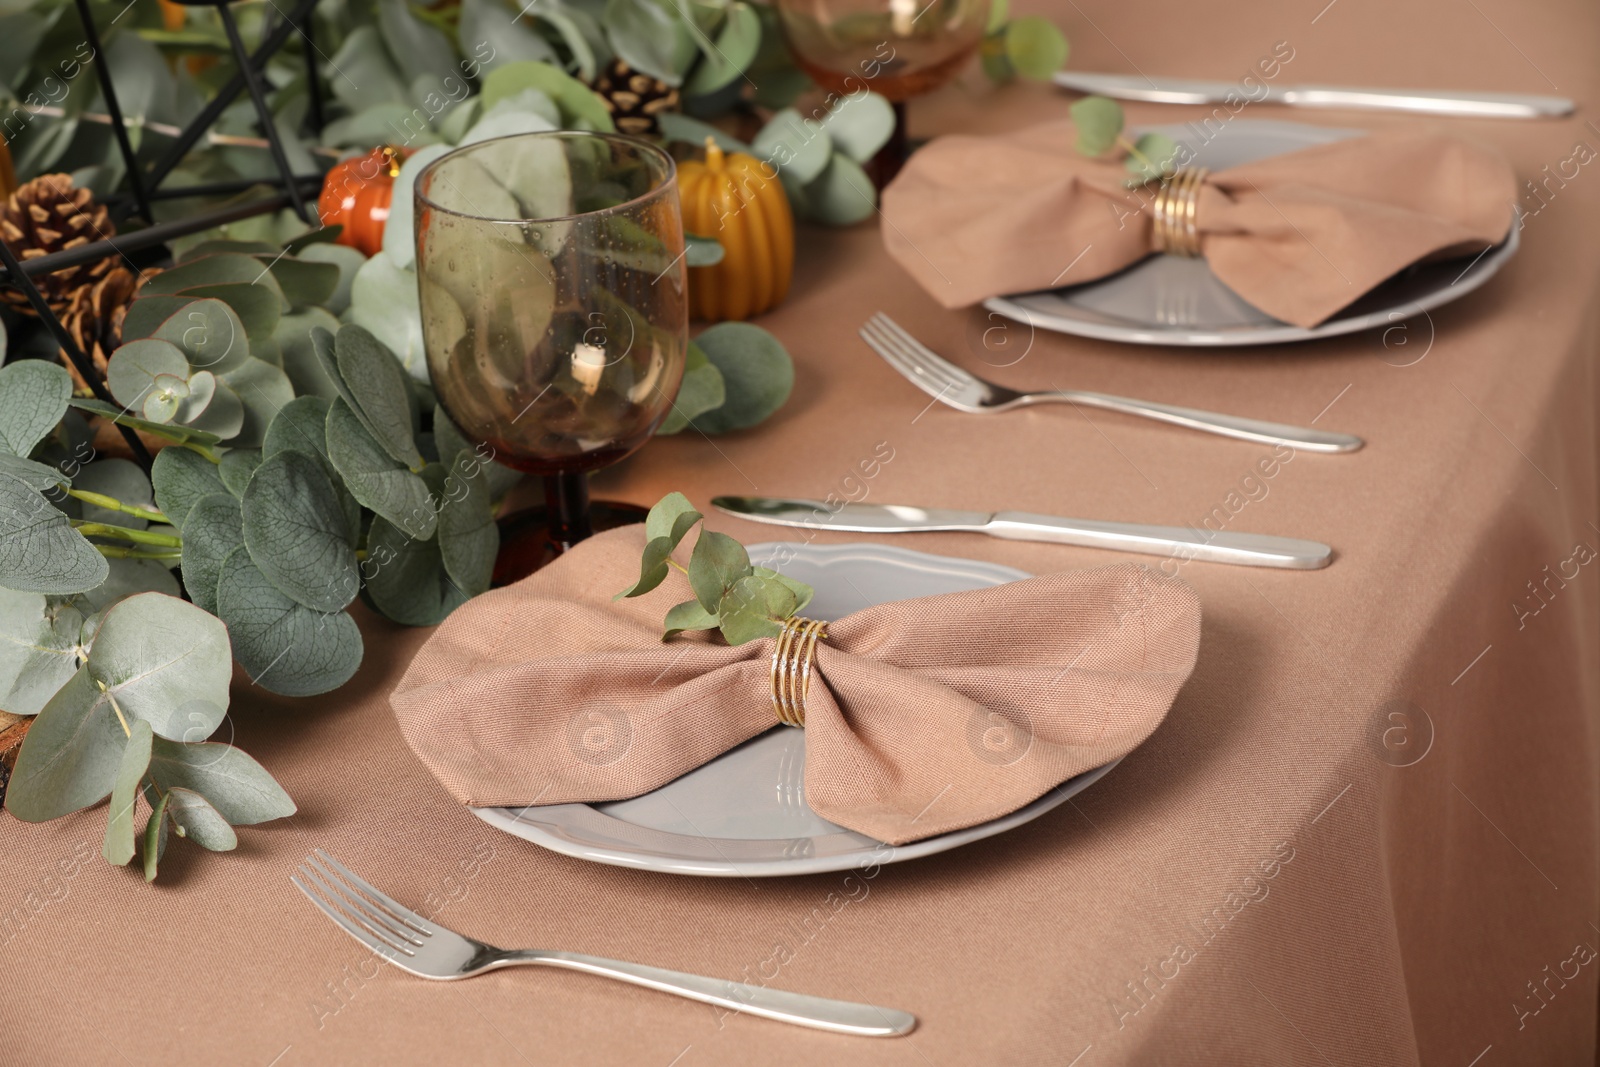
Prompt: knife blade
<box><xmin>712</xmin><ymin>497</ymin><xmax>1331</xmax><ymax>571</ymax></box>
<box><xmin>1052</xmin><ymin>71</ymin><xmax>1573</xmax><ymax>119</ymax></box>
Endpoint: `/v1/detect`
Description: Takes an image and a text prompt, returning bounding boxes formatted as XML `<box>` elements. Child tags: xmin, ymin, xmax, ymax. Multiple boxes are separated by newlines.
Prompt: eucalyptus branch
<box><xmin>73</xmin><ymin>521</ymin><xmax>183</xmax><ymax>548</ymax></box>
<box><xmin>66</xmin><ymin>489</ymin><xmax>168</xmax><ymax>525</ymax></box>
<box><xmin>94</xmin><ymin>546</ymin><xmax>182</xmax><ymax>561</ymax></box>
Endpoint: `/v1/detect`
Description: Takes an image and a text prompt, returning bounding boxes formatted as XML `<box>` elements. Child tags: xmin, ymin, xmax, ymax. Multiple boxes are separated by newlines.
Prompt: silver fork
<box><xmin>861</xmin><ymin>312</ymin><xmax>1363</xmax><ymax>453</ymax></box>
<box><xmin>291</xmin><ymin>850</ymin><xmax>916</xmax><ymax>1037</ymax></box>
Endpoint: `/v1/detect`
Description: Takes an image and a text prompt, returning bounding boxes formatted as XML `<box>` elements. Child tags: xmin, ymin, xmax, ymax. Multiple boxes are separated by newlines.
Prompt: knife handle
<box><xmin>987</xmin><ymin>512</ymin><xmax>1332</xmax><ymax>570</ymax></box>
<box><xmin>1281</xmin><ymin>86</ymin><xmax>1573</xmax><ymax>119</ymax></box>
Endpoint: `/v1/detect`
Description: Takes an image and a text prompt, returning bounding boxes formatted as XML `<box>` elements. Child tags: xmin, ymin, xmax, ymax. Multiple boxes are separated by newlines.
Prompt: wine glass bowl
<box><xmin>414</xmin><ymin>132</ymin><xmax>688</xmax><ymax>577</ymax></box>
<box><xmin>774</xmin><ymin>0</ymin><xmax>993</xmax><ymax>102</ymax></box>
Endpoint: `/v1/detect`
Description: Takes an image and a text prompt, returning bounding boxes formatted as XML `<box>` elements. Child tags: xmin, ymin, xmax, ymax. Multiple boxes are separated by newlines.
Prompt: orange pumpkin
<box><xmin>318</xmin><ymin>146</ymin><xmax>405</xmax><ymax>256</ymax></box>
<box><xmin>677</xmin><ymin>140</ymin><xmax>794</xmax><ymax>321</ymax></box>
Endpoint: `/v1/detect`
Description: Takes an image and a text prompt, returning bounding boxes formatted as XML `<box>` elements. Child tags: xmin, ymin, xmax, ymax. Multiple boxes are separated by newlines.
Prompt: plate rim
<box><xmin>470</xmin><ymin>541</ymin><xmax>1124</xmax><ymax>877</ymax></box>
<box><xmin>982</xmin><ymin>119</ymin><xmax>1520</xmax><ymax>347</ymax></box>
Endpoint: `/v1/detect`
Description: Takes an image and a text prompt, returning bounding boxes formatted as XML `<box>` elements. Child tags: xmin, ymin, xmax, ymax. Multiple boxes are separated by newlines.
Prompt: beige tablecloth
<box><xmin>6</xmin><ymin>1</ymin><xmax>1599</xmax><ymax>1063</ymax></box>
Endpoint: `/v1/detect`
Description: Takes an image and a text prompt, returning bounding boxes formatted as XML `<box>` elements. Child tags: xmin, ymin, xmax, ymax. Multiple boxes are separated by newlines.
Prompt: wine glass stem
<box><xmin>544</xmin><ymin>470</ymin><xmax>594</xmax><ymax>549</ymax></box>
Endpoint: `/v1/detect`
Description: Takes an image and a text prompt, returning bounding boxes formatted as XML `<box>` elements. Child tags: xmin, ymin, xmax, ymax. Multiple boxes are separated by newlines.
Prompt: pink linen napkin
<box><xmin>390</xmin><ymin>525</ymin><xmax>1202</xmax><ymax>845</ymax></box>
<box><xmin>880</xmin><ymin>124</ymin><xmax>1516</xmax><ymax>327</ymax></box>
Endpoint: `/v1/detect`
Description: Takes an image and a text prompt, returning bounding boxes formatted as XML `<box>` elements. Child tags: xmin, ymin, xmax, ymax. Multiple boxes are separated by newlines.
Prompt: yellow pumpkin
<box><xmin>677</xmin><ymin>139</ymin><xmax>794</xmax><ymax>322</ymax></box>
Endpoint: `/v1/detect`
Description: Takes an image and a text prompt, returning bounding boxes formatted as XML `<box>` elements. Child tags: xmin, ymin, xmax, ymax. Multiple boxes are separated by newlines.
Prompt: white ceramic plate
<box><xmin>983</xmin><ymin>120</ymin><xmax>1519</xmax><ymax>347</ymax></box>
<box><xmin>472</xmin><ymin>542</ymin><xmax>1121</xmax><ymax>877</ymax></box>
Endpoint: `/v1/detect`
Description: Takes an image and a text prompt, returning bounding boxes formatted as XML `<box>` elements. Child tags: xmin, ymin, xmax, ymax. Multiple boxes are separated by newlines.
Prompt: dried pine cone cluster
<box><xmin>0</xmin><ymin>173</ymin><xmax>117</xmax><ymax>313</ymax></box>
<box><xmin>593</xmin><ymin>58</ymin><xmax>680</xmax><ymax>136</ymax></box>
<box><xmin>0</xmin><ymin>174</ymin><xmax>152</xmax><ymax>391</ymax></box>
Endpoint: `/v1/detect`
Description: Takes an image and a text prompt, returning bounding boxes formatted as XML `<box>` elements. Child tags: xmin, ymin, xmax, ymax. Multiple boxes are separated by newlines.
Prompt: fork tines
<box><xmin>291</xmin><ymin>849</ymin><xmax>433</xmax><ymax>960</ymax></box>
<box><xmin>859</xmin><ymin>312</ymin><xmax>986</xmax><ymax>411</ymax></box>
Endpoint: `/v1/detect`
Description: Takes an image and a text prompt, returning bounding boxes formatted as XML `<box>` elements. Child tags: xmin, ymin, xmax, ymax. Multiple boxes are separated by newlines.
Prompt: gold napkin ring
<box><xmin>1151</xmin><ymin>167</ymin><xmax>1209</xmax><ymax>258</ymax></box>
<box><xmin>771</xmin><ymin>617</ymin><xmax>827</xmax><ymax>728</ymax></box>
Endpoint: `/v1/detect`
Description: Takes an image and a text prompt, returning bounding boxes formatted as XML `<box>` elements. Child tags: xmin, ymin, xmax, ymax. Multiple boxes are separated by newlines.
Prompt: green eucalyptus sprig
<box><xmin>617</xmin><ymin>492</ymin><xmax>815</xmax><ymax>645</ymax></box>
<box><xmin>1069</xmin><ymin>96</ymin><xmax>1182</xmax><ymax>184</ymax></box>
<box><xmin>980</xmin><ymin>0</ymin><xmax>1070</xmax><ymax>84</ymax></box>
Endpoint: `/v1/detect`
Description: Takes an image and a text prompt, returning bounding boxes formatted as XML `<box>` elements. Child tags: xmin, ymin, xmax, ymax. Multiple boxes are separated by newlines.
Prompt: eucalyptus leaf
<box><xmin>241</xmin><ymin>450</ymin><xmax>359</xmax><ymax>612</ymax></box>
<box><xmin>377</xmin><ymin>0</ymin><xmax>459</xmax><ymax>87</ymax></box>
<box><xmin>0</xmin><ymin>472</ymin><xmax>108</xmax><ymax>594</ymax></box>
<box><xmin>329</xmin><ymin>25</ymin><xmax>410</xmax><ymax>112</ymax></box>
<box><xmin>0</xmin><ymin>588</ymin><xmax>84</xmax><ymax>716</ymax></box>
<box><xmin>176</xmin><ymin>493</ymin><xmax>243</xmax><ymax>617</ymax></box>
<box><xmin>684</xmin><ymin>1</ymin><xmax>760</xmax><ymax>95</ymax></box>
<box><xmin>334</xmin><ymin>325</ymin><xmax>425</xmax><ymax>469</ymax></box>
<box><xmin>1004</xmin><ymin>15</ymin><xmax>1068</xmax><ymax>79</ymax></box>
<box><xmin>662</xmin><ymin>598</ymin><xmax>719</xmax><ymax>639</ymax></box>
<box><xmin>140</xmin><ymin>253</ymin><xmax>285</xmax><ymax>305</ymax></box>
<box><xmin>151</xmin><ymin>297</ymin><xmax>250</xmax><ymax>374</ymax></box>
<box><xmin>4</xmin><ymin>669</ymin><xmax>123</xmax><ymax>822</ymax></box>
<box><xmin>215</xmin><ymin>547</ymin><xmax>363</xmax><ymax>698</ymax></box>
<box><xmin>220</xmin><ymin>357</ymin><xmax>296</xmax><ymax>449</ymax></box>
<box><xmin>751</xmin><ymin>566</ymin><xmax>815</xmax><ymax>613</ymax></box>
<box><xmin>604</xmin><ymin>0</ymin><xmax>685</xmax><ymax>85</ymax></box>
<box><xmin>480</xmin><ymin>61</ymin><xmax>616</xmax><ymax>132</ymax></box>
<box><xmin>218</xmin><ymin>448</ymin><xmax>261</xmax><ymax>497</ymax></box>
<box><xmin>1126</xmin><ymin>131</ymin><xmax>1181</xmax><ymax>181</ymax></box>
<box><xmin>688</xmin><ymin>528</ymin><xmax>750</xmax><ymax>612</ymax></box>
<box><xmin>294</xmin><ymin>245</ymin><xmax>366</xmax><ymax>316</ymax></box>
<box><xmin>687</xmin><ymin>323</ymin><xmax>794</xmax><ymax>434</ymax></box>
<box><xmin>103</xmin><ymin>719</ymin><xmax>152</xmax><ymax>866</ymax></box>
<box><xmin>87</xmin><ymin>592</ymin><xmax>231</xmax><ymax>742</ymax></box>
<box><xmin>326</xmin><ymin>399</ymin><xmax>436</xmax><ymax>539</ymax></box>
<box><xmin>716</xmin><ymin>572</ymin><xmax>797</xmax><ymax>645</ymax></box>
<box><xmin>181</xmin><ymin>282</ymin><xmax>282</xmax><ymax>344</ymax></box>
<box><xmin>752</xmin><ymin>108</ymin><xmax>831</xmax><ymax>185</ymax></box>
<box><xmin>73</xmin><ymin>557</ymin><xmax>181</xmax><ymax>615</ymax></box>
<box><xmin>0</xmin><ymin>452</ymin><xmax>69</xmax><ymax>490</ymax></box>
<box><xmin>656</xmin><ymin>340</ymin><xmax>725</xmax><ymax>434</ymax></box>
<box><xmin>147</xmin><ymin>733</ymin><xmax>296</xmax><ymax>825</ymax></box>
<box><xmin>801</xmin><ymin>152</ymin><xmax>876</xmax><ymax>226</ymax></box>
<box><xmin>1071</xmin><ymin>95</ymin><xmax>1124</xmax><ymax>156</ymax></box>
<box><xmin>435</xmin><ymin>452</ymin><xmax>497</xmax><ymax>598</ymax></box>
<box><xmin>535</xmin><ymin>2</ymin><xmax>603</xmax><ymax>83</ymax></box>
<box><xmin>657</xmin><ymin>111</ymin><xmax>751</xmax><ymax>154</ymax></box>
<box><xmin>362</xmin><ymin>515</ymin><xmax>468</xmax><ymax>627</ymax></box>
<box><xmin>185</xmin><ymin>380</ymin><xmax>246</xmax><ymax>440</ymax></box>
<box><xmin>142</xmin><ymin>791</ymin><xmax>168</xmax><ymax>882</ymax></box>
<box><xmin>258</xmin><ymin>255</ymin><xmax>339</xmax><ymax>310</ymax></box>
<box><xmin>121</xmin><ymin>296</ymin><xmax>195</xmax><ymax>343</ymax></box>
<box><xmin>163</xmin><ymin>787</ymin><xmax>238</xmax><ymax>851</ymax></box>
<box><xmin>262</xmin><ymin>395</ymin><xmax>332</xmax><ymax>461</ymax></box>
<box><xmin>275</xmin><ymin>308</ymin><xmax>346</xmax><ymax>403</ymax></box>
<box><xmin>684</xmin><ymin>233</ymin><xmax>725</xmax><ymax>267</ymax></box>
<box><xmin>459</xmin><ymin>0</ymin><xmax>559</xmax><ymax>69</ymax></box>
<box><xmin>0</xmin><ymin>359</ymin><xmax>71</xmax><ymax>457</ymax></box>
<box><xmin>818</xmin><ymin>91</ymin><xmax>895</xmax><ymax>165</ymax></box>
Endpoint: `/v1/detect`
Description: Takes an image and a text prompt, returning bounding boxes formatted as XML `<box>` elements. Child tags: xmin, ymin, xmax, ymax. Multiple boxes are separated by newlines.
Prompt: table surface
<box><xmin>7</xmin><ymin>1</ymin><xmax>1600</xmax><ymax>1064</ymax></box>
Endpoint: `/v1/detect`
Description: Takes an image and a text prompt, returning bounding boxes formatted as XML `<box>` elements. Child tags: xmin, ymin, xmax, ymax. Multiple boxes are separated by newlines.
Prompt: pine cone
<box><xmin>593</xmin><ymin>59</ymin><xmax>680</xmax><ymax>137</ymax></box>
<box><xmin>0</xmin><ymin>712</ymin><xmax>29</xmax><ymax>812</ymax></box>
<box><xmin>0</xmin><ymin>174</ymin><xmax>116</xmax><ymax>316</ymax></box>
<box><xmin>61</xmin><ymin>265</ymin><xmax>147</xmax><ymax>393</ymax></box>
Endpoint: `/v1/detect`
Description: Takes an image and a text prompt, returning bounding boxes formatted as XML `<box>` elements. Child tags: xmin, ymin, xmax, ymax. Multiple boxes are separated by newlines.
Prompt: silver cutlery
<box><xmin>292</xmin><ymin>849</ymin><xmax>916</xmax><ymax>1037</ymax></box>
<box><xmin>714</xmin><ymin>496</ymin><xmax>1333</xmax><ymax>570</ymax></box>
<box><xmin>1053</xmin><ymin>71</ymin><xmax>1574</xmax><ymax>119</ymax></box>
<box><xmin>861</xmin><ymin>313</ymin><xmax>1362</xmax><ymax>453</ymax></box>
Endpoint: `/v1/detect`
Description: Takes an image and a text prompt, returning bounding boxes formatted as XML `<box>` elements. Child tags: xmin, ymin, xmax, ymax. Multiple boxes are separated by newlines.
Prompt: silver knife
<box><xmin>1053</xmin><ymin>72</ymin><xmax>1573</xmax><ymax>119</ymax></box>
<box><xmin>713</xmin><ymin>497</ymin><xmax>1331</xmax><ymax>570</ymax></box>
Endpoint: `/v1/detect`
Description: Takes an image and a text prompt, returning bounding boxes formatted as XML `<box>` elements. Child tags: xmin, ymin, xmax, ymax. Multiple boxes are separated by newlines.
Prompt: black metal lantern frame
<box><xmin>0</xmin><ymin>0</ymin><xmax>332</xmax><ymax>467</ymax></box>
